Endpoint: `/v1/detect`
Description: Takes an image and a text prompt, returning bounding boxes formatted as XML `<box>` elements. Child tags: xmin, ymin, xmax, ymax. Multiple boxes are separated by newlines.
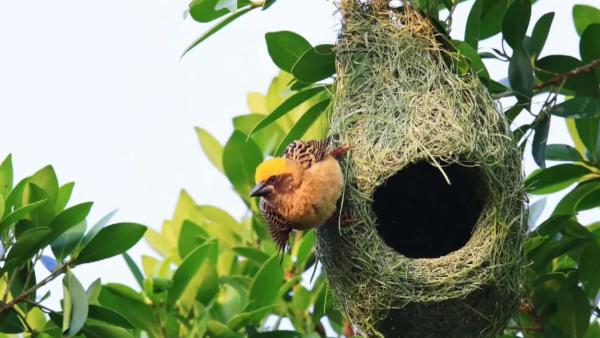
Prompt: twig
<box><xmin>534</xmin><ymin>58</ymin><xmax>600</xmax><ymax>90</ymax></box>
<box><xmin>0</xmin><ymin>265</ymin><xmax>67</xmax><ymax>314</ymax></box>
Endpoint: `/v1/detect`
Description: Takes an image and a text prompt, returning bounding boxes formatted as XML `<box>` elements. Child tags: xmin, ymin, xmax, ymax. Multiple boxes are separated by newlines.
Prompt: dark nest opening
<box><xmin>373</xmin><ymin>161</ymin><xmax>488</xmax><ymax>258</ymax></box>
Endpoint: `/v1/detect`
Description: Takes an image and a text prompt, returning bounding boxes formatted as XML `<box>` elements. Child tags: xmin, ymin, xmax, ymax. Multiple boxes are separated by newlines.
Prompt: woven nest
<box><xmin>316</xmin><ymin>2</ymin><xmax>526</xmax><ymax>337</ymax></box>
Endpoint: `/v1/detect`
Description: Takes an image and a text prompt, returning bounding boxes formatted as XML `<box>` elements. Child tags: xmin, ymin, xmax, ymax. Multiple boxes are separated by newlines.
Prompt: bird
<box><xmin>249</xmin><ymin>140</ymin><xmax>349</xmax><ymax>254</ymax></box>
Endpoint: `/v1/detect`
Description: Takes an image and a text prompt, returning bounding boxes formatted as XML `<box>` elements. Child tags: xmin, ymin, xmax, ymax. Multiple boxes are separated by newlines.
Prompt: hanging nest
<box><xmin>316</xmin><ymin>1</ymin><xmax>526</xmax><ymax>337</ymax></box>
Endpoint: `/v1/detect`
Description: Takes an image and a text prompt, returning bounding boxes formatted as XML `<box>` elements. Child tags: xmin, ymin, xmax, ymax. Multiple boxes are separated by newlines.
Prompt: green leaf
<box><xmin>580</xmin><ymin>24</ymin><xmax>600</xmax><ymax>82</ymax></box>
<box><xmin>233</xmin><ymin>246</ymin><xmax>270</xmax><ymax>265</ymax></box>
<box><xmin>556</xmin><ymin>285</ymin><xmax>591</xmax><ymax>338</ymax></box>
<box><xmin>553</xmin><ymin>181</ymin><xmax>600</xmax><ymax>216</ymax></box>
<box><xmin>195</xmin><ymin>127</ymin><xmax>224</xmax><ymax>173</ymax></box>
<box><xmin>573</xmin><ymin>4</ymin><xmax>600</xmax><ymax>36</ymax></box>
<box><xmin>464</xmin><ymin>0</ymin><xmax>483</xmax><ymax>49</ymax></box>
<box><xmin>3</xmin><ymin>227</ymin><xmax>52</xmax><ymax>272</ymax></box>
<box><xmin>579</xmin><ymin>242</ymin><xmax>600</xmax><ymax>298</ymax></box>
<box><xmin>524</xmin><ymin>164</ymin><xmax>592</xmax><ymax>194</ymax></box>
<box><xmin>479</xmin><ymin>0</ymin><xmax>508</xmax><ymax>39</ymax></box>
<box><xmin>0</xmin><ymin>309</ymin><xmax>23</xmax><ymax>334</ymax></box>
<box><xmin>247</xmin><ymin>254</ymin><xmax>283</xmax><ymax>311</ymax></box>
<box><xmin>550</xmin><ymin>97</ymin><xmax>600</xmax><ymax>118</ymax></box>
<box><xmin>28</xmin><ymin>165</ymin><xmax>59</xmax><ymax>203</ymax></box>
<box><xmin>0</xmin><ymin>199</ymin><xmax>48</xmax><ymax>232</ymax></box>
<box><xmin>453</xmin><ymin>40</ymin><xmax>489</xmax><ymax>79</ymax></box>
<box><xmin>536</xmin><ymin>55</ymin><xmax>599</xmax><ymax>96</ymax></box>
<box><xmin>183</xmin><ymin>6</ymin><xmax>254</xmax><ymax>56</ymax></box>
<box><xmin>167</xmin><ymin>241</ymin><xmax>217</xmax><ymax>309</ymax></box>
<box><xmin>501</xmin><ymin>0</ymin><xmax>531</xmax><ymax>49</ymax></box>
<box><xmin>226</xmin><ymin>305</ymin><xmax>278</xmax><ymax>331</ymax></box>
<box><xmin>274</xmin><ymin>99</ymin><xmax>331</xmax><ymax>156</ymax></box>
<box><xmin>189</xmin><ymin>0</ymin><xmax>248</xmax><ymax>22</ymax></box>
<box><xmin>63</xmin><ymin>271</ymin><xmax>89</xmax><ymax>336</ymax></box>
<box><xmin>76</xmin><ymin>223</ymin><xmax>146</xmax><ymax>264</ymax></box>
<box><xmin>532</xmin><ymin>113</ymin><xmax>550</xmax><ymax>168</ymax></box>
<box><xmin>509</xmin><ymin>46</ymin><xmax>533</xmax><ymax>103</ymax></box>
<box><xmin>265</xmin><ymin>31</ymin><xmax>312</xmax><ymax>73</ymax></box>
<box><xmin>222</xmin><ymin>130</ymin><xmax>263</xmax><ymax>197</ymax></box>
<box><xmin>47</xmin><ymin>202</ymin><xmax>93</xmax><ymax>241</ymax></box>
<box><xmin>80</xmin><ymin>210</ymin><xmax>117</xmax><ymax>250</ymax></box>
<box><xmin>291</xmin><ymin>45</ymin><xmax>335</xmax><ymax>83</ymax></box>
<box><xmin>249</xmin><ymin>86</ymin><xmax>326</xmax><ymax>136</ymax></box>
<box><xmin>82</xmin><ymin>323</ymin><xmax>134</xmax><ymax>338</ymax></box>
<box><xmin>0</xmin><ymin>194</ymin><xmax>4</xmax><ymax>219</ymax></box>
<box><xmin>207</xmin><ymin>320</ymin><xmax>240</xmax><ymax>338</ymax></box>
<box><xmin>98</xmin><ymin>284</ymin><xmax>161</xmax><ymax>338</ymax></box>
<box><xmin>529</xmin><ymin>12</ymin><xmax>555</xmax><ymax>57</ymax></box>
<box><xmin>0</xmin><ymin>154</ymin><xmax>13</xmax><ymax>198</ymax></box>
<box><xmin>88</xmin><ymin>305</ymin><xmax>134</xmax><ymax>329</ymax></box>
<box><xmin>546</xmin><ymin>144</ymin><xmax>585</xmax><ymax>162</ymax></box>
<box><xmin>574</xmin><ymin>118</ymin><xmax>600</xmax><ymax>161</ymax></box>
<box><xmin>122</xmin><ymin>252</ymin><xmax>144</xmax><ymax>288</ymax></box>
<box><xmin>584</xmin><ymin>322</ymin><xmax>600</xmax><ymax>338</ymax></box>
<box><xmin>51</xmin><ymin>220</ymin><xmax>86</xmax><ymax>261</ymax></box>
<box><xmin>55</xmin><ymin>182</ymin><xmax>75</xmax><ymax>213</ymax></box>
<box><xmin>233</xmin><ymin>114</ymin><xmax>285</xmax><ymax>155</ymax></box>
<box><xmin>248</xmin><ymin>331</ymin><xmax>301</xmax><ymax>338</ymax></box>
<box><xmin>178</xmin><ymin>220</ymin><xmax>208</xmax><ymax>259</ymax></box>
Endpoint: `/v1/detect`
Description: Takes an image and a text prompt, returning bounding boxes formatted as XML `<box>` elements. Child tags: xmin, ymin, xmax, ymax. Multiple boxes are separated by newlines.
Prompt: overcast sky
<box><xmin>0</xmin><ymin>0</ymin><xmax>598</xmax><ymax>308</ymax></box>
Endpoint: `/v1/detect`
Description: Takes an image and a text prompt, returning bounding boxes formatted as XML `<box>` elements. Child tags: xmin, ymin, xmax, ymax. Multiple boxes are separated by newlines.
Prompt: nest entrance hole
<box><xmin>373</xmin><ymin>160</ymin><xmax>488</xmax><ymax>258</ymax></box>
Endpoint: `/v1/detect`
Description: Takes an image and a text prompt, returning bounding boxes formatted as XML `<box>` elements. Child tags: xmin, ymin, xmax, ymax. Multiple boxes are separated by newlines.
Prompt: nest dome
<box><xmin>316</xmin><ymin>2</ymin><xmax>526</xmax><ymax>337</ymax></box>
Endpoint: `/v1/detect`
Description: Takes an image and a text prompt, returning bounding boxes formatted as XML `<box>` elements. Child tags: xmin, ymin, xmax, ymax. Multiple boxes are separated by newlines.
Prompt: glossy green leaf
<box><xmin>122</xmin><ymin>252</ymin><xmax>144</xmax><ymax>288</ymax></box>
<box><xmin>55</xmin><ymin>182</ymin><xmax>75</xmax><ymax>213</ymax></box>
<box><xmin>196</xmin><ymin>127</ymin><xmax>224</xmax><ymax>173</ymax></box>
<box><xmin>536</xmin><ymin>55</ymin><xmax>599</xmax><ymax>96</ymax></box>
<box><xmin>574</xmin><ymin>118</ymin><xmax>600</xmax><ymax>161</ymax></box>
<box><xmin>47</xmin><ymin>202</ymin><xmax>93</xmax><ymax>241</ymax></box>
<box><xmin>453</xmin><ymin>40</ymin><xmax>489</xmax><ymax>79</ymax></box>
<box><xmin>580</xmin><ymin>24</ymin><xmax>600</xmax><ymax>82</ymax></box>
<box><xmin>80</xmin><ymin>210</ymin><xmax>117</xmax><ymax>250</ymax></box>
<box><xmin>82</xmin><ymin>323</ymin><xmax>134</xmax><ymax>338</ymax></box>
<box><xmin>546</xmin><ymin>144</ymin><xmax>585</xmax><ymax>162</ymax></box>
<box><xmin>265</xmin><ymin>31</ymin><xmax>312</xmax><ymax>73</ymax></box>
<box><xmin>88</xmin><ymin>305</ymin><xmax>134</xmax><ymax>329</ymax></box>
<box><xmin>529</xmin><ymin>12</ymin><xmax>555</xmax><ymax>57</ymax></box>
<box><xmin>464</xmin><ymin>0</ymin><xmax>483</xmax><ymax>49</ymax></box>
<box><xmin>579</xmin><ymin>242</ymin><xmax>600</xmax><ymax>298</ymax></box>
<box><xmin>28</xmin><ymin>165</ymin><xmax>59</xmax><ymax>203</ymax></box>
<box><xmin>247</xmin><ymin>254</ymin><xmax>283</xmax><ymax>311</ymax></box>
<box><xmin>501</xmin><ymin>0</ymin><xmax>531</xmax><ymax>49</ymax></box>
<box><xmin>556</xmin><ymin>285</ymin><xmax>591</xmax><ymax>338</ymax></box>
<box><xmin>573</xmin><ymin>4</ymin><xmax>600</xmax><ymax>35</ymax></box>
<box><xmin>274</xmin><ymin>99</ymin><xmax>330</xmax><ymax>156</ymax></box>
<box><xmin>189</xmin><ymin>0</ymin><xmax>249</xmax><ymax>22</ymax></box>
<box><xmin>509</xmin><ymin>46</ymin><xmax>533</xmax><ymax>103</ymax></box>
<box><xmin>524</xmin><ymin>164</ymin><xmax>592</xmax><ymax>194</ymax></box>
<box><xmin>553</xmin><ymin>181</ymin><xmax>600</xmax><ymax>215</ymax></box>
<box><xmin>98</xmin><ymin>284</ymin><xmax>160</xmax><ymax>338</ymax></box>
<box><xmin>167</xmin><ymin>241</ymin><xmax>217</xmax><ymax>309</ymax></box>
<box><xmin>584</xmin><ymin>322</ymin><xmax>600</xmax><ymax>338</ymax></box>
<box><xmin>0</xmin><ymin>309</ymin><xmax>23</xmax><ymax>334</ymax></box>
<box><xmin>178</xmin><ymin>220</ymin><xmax>208</xmax><ymax>259</ymax></box>
<box><xmin>532</xmin><ymin>113</ymin><xmax>550</xmax><ymax>168</ymax></box>
<box><xmin>226</xmin><ymin>305</ymin><xmax>278</xmax><ymax>331</ymax></box>
<box><xmin>550</xmin><ymin>97</ymin><xmax>600</xmax><ymax>118</ymax></box>
<box><xmin>3</xmin><ymin>227</ymin><xmax>52</xmax><ymax>271</ymax></box>
<box><xmin>0</xmin><ymin>199</ymin><xmax>48</xmax><ymax>232</ymax></box>
<box><xmin>249</xmin><ymin>86</ymin><xmax>326</xmax><ymax>136</ymax></box>
<box><xmin>291</xmin><ymin>44</ymin><xmax>335</xmax><ymax>83</ymax></box>
<box><xmin>51</xmin><ymin>220</ymin><xmax>86</xmax><ymax>261</ymax></box>
<box><xmin>63</xmin><ymin>271</ymin><xmax>89</xmax><ymax>336</ymax></box>
<box><xmin>76</xmin><ymin>223</ymin><xmax>146</xmax><ymax>264</ymax></box>
<box><xmin>0</xmin><ymin>154</ymin><xmax>13</xmax><ymax>198</ymax></box>
<box><xmin>478</xmin><ymin>0</ymin><xmax>509</xmax><ymax>39</ymax></box>
<box><xmin>207</xmin><ymin>320</ymin><xmax>240</xmax><ymax>338</ymax></box>
<box><xmin>222</xmin><ymin>130</ymin><xmax>263</xmax><ymax>197</ymax></box>
<box><xmin>183</xmin><ymin>6</ymin><xmax>254</xmax><ymax>56</ymax></box>
<box><xmin>233</xmin><ymin>246</ymin><xmax>269</xmax><ymax>265</ymax></box>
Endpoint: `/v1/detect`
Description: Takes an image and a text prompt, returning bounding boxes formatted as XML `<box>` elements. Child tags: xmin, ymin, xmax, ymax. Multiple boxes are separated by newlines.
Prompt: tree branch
<box><xmin>534</xmin><ymin>58</ymin><xmax>600</xmax><ymax>90</ymax></box>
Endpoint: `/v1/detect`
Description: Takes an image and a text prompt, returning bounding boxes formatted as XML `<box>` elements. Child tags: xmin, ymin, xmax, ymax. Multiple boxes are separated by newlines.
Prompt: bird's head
<box><xmin>250</xmin><ymin>158</ymin><xmax>295</xmax><ymax>198</ymax></box>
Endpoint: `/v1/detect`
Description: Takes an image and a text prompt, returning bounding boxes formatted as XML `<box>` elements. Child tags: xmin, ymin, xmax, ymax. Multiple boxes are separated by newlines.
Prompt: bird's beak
<box><xmin>249</xmin><ymin>182</ymin><xmax>273</xmax><ymax>197</ymax></box>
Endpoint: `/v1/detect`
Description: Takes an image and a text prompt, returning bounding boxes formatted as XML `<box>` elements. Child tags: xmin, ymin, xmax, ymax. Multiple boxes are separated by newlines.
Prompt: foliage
<box><xmin>176</xmin><ymin>0</ymin><xmax>600</xmax><ymax>337</ymax></box>
<box><xmin>0</xmin><ymin>154</ymin><xmax>146</xmax><ymax>337</ymax></box>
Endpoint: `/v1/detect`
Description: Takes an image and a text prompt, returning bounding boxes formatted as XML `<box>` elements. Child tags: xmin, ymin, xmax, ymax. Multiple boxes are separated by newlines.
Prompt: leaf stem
<box><xmin>534</xmin><ymin>58</ymin><xmax>600</xmax><ymax>90</ymax></box>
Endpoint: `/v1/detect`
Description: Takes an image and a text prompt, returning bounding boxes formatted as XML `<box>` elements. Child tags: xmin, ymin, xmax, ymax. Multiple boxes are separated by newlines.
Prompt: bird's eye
<box><xmin>267</xmin><ymin>176</ymin><xmax>276</xmax><ymax>183</ymax></box>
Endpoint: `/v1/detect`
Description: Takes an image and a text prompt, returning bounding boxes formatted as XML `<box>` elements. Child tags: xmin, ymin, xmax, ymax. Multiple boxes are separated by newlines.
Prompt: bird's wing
<box><xmin>260</xmin><ymin>198</ymin><xmax>293</xmax><ymax>253</ymax></box>
<box><xmin>284</xmin><ymin>140</ymin><xmax>330</xmax><ymax>169</ymax></box>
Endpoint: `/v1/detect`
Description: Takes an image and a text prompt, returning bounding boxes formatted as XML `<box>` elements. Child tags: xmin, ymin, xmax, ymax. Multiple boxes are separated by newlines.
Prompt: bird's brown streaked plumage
<box><xmin>251</xmin><ymin>140</ymin><xmax>348</xmax><ymax>253</ymax></box>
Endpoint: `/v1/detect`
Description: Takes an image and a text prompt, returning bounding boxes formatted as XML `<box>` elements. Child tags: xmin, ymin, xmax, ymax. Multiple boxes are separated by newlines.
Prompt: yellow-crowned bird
<box><xmin>250</xmin><ymin>140</ymin><xmax>349</xmax><ymax>253</ymax></box>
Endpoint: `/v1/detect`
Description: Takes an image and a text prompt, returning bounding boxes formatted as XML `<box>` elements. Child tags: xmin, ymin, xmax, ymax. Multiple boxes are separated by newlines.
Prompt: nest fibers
<box><xmin>316</xmin><ymin>1</ymin><xmax>526</xmax><ymax>337</ymax></box>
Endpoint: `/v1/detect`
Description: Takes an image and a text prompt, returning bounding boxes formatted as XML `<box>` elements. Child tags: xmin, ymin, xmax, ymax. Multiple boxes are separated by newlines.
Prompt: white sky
<box><xmin>0</xmin><ymin>0</ymin><xmax>598</xmax><ymax>309</ymax></box>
